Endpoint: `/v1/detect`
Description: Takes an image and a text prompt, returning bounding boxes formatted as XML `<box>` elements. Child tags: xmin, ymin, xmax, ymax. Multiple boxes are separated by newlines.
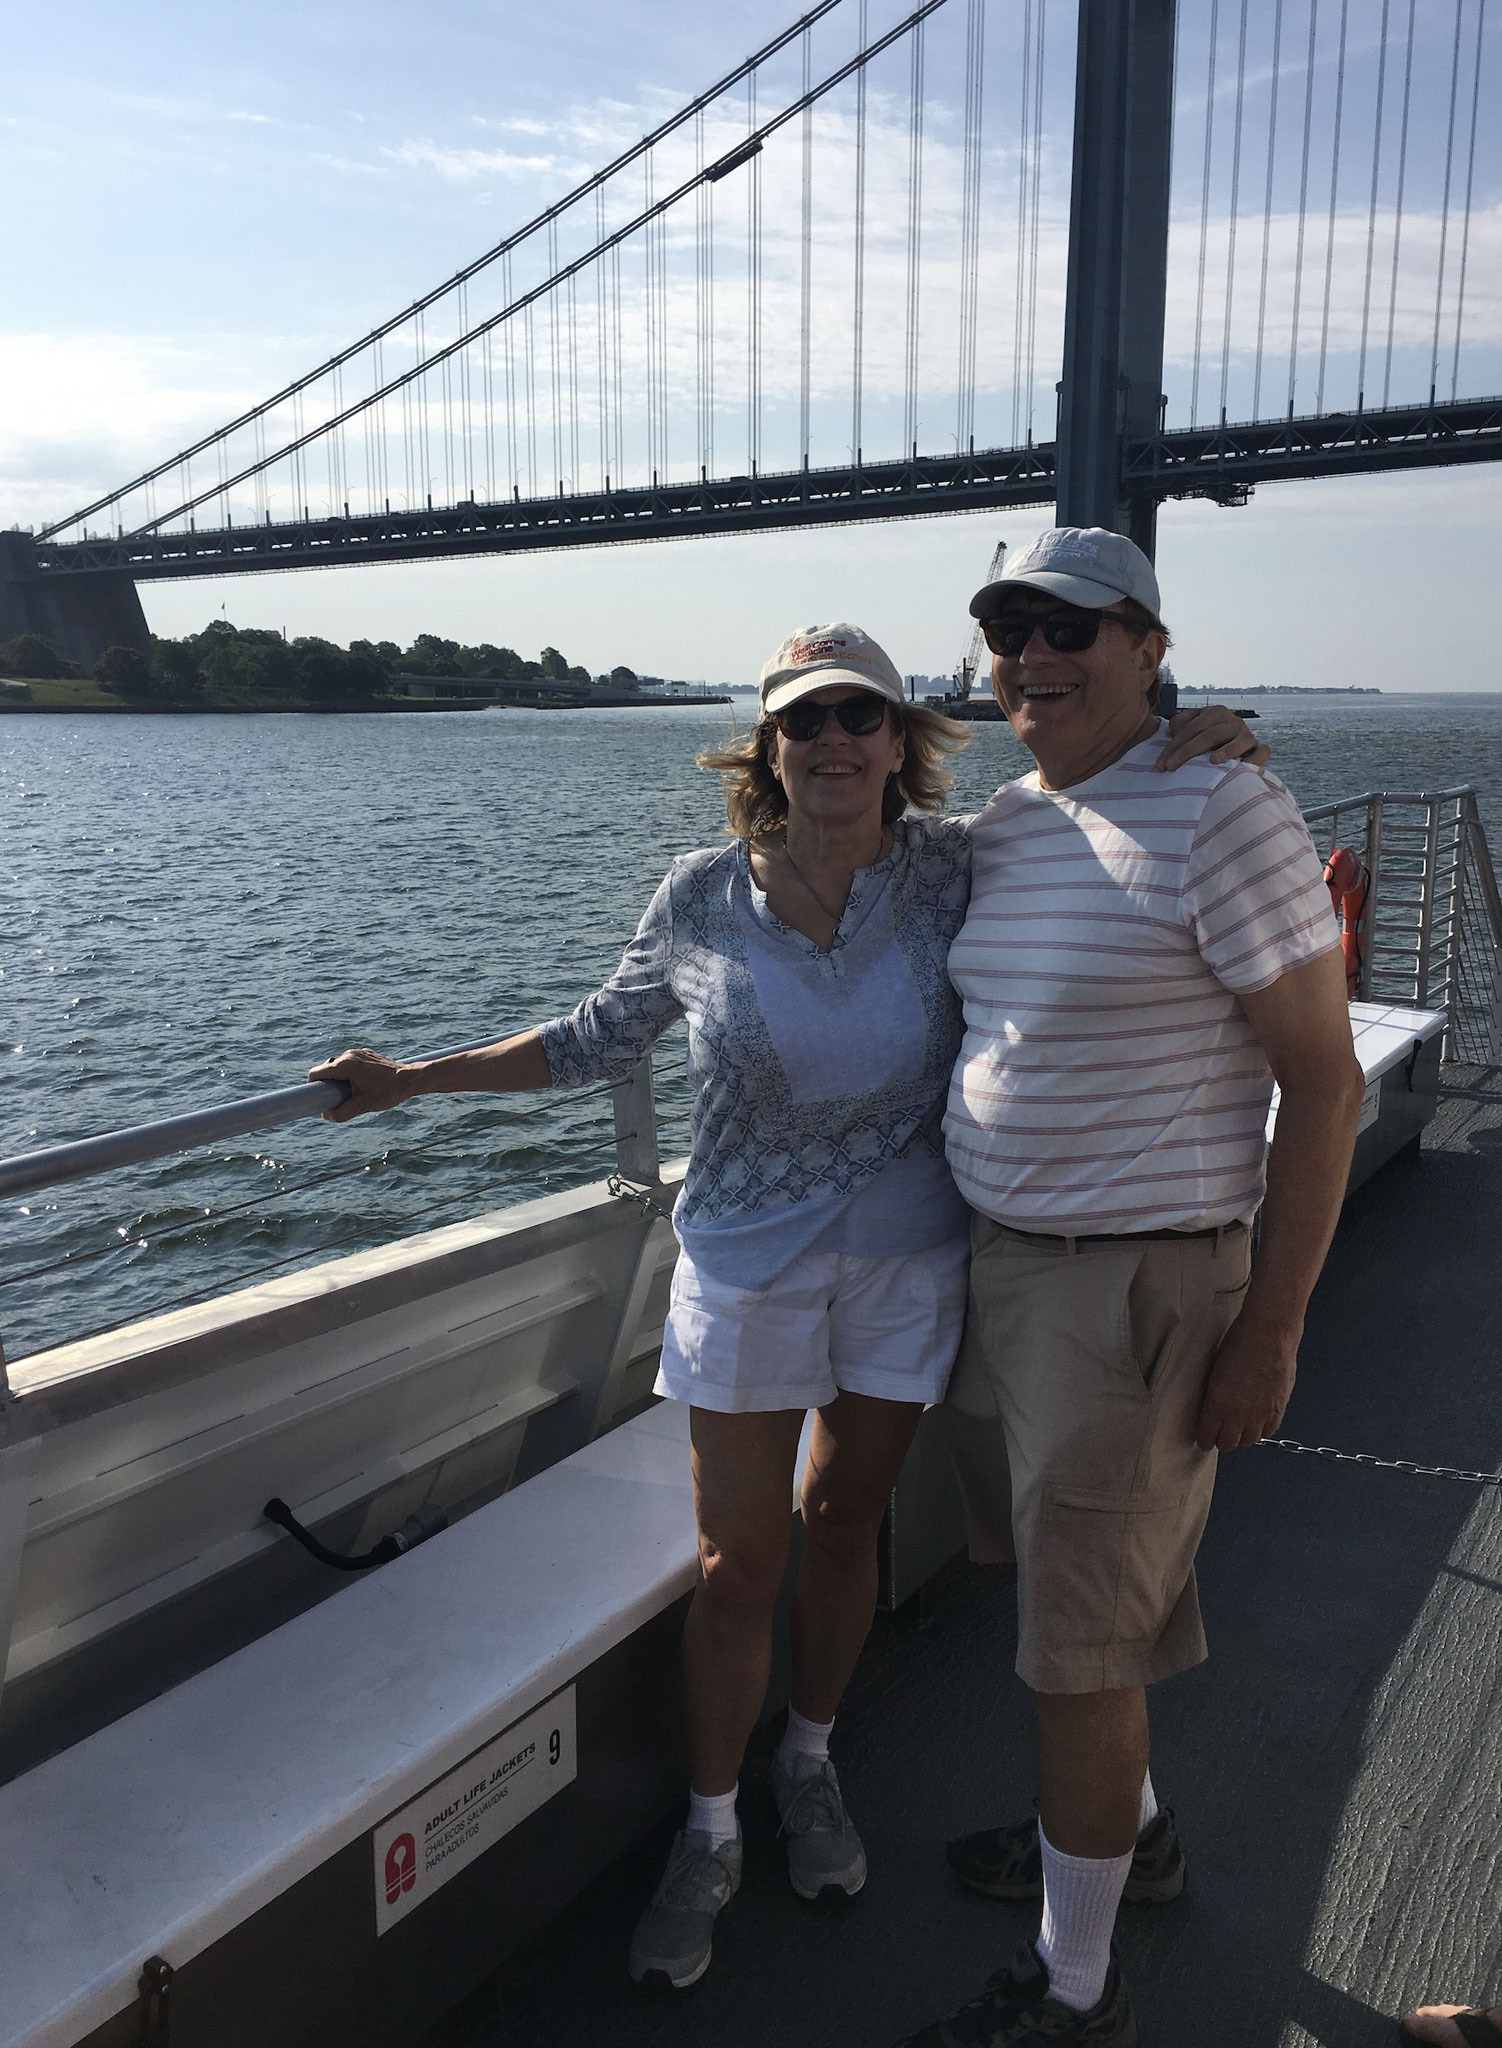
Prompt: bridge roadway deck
<box><xmin>422</xmin><ymin>1061</ymin><xmax>1502</xmax><ymax>2048</ymax></box>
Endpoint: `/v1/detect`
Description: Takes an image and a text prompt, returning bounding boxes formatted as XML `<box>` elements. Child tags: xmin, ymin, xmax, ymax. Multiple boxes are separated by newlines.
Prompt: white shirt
<box><xmin>943</xmin><ymin>726</ymin><xmax>1339</xmax><ymax>1231</ymax></box>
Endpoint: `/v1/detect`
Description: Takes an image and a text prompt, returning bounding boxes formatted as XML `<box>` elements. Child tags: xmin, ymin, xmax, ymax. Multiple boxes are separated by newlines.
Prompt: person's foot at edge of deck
<box><xmin>892</xmin><ymin>1941</ymin><xmax>1136</xmax><ymax>2046</ymax></box>
<box><xmin>1402</xmin><ymin>2002</ymin><xmax>1502</xmax><ymax>2045</ymax></box>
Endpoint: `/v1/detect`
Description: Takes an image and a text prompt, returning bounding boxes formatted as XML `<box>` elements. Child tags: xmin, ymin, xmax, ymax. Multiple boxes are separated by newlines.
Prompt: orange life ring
<box><xmin>1323</xmin><ymin>846</ymin><xmax>1369</xmax><ymax>998</ymax></box>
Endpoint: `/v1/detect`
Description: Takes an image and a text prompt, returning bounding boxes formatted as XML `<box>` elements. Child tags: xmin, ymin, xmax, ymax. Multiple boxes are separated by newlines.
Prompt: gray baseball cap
<box><xmin>969</xmin><ymin>527</ymin><xmax>1163</xmax><ymax>622</ymax></box>
<box><xmin>758</xmin><ymin>623</ymin><xmax>907</xmax><ymax>716</ymax></box>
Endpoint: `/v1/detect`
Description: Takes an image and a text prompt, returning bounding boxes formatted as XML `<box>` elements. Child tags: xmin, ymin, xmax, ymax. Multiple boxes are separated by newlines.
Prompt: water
<box><xmin>6</xmin><ymin>693</ymin><xmax>1501</xmax><ymax>1362</ymax></box>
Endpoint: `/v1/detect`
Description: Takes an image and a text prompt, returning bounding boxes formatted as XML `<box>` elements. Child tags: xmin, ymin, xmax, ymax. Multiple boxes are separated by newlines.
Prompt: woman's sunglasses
<box><xmin>772</xmin><ymin>693</ymin><xmax>890</xmax><ymax>742</ymax></box>
<box><xmin>979</xmin><ymin>608</ymin><xmax>1141</xmax><ymax>660</ymax></box>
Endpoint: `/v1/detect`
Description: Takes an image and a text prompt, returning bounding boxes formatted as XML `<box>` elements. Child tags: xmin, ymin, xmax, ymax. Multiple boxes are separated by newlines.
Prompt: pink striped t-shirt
<box><xmin>944</xmin><ymin>726</ymin><xmax>1339</xmax><ymax>1231</ymax></box>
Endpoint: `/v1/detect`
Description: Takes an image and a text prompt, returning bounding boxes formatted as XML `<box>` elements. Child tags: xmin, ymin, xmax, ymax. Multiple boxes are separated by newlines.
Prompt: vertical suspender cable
<box><xmin>1251</xmin><ymin>0</ymin><xmax>1285</xmax><ymax>420</ymax></box>
<box><xmin>596</xmin><ymin>188</ymin><xmax>609</xmax><ymax>488</ymax></box>
<box><xmin>568</xmin><ymin>272</ymin><xmax>581</xmax><ymax>490</ymax></box>
<box><xmin>1218</xmin><ymin>0</ymin><xmax>1250</xmax><ymax>424</ymax></box>
<box><xmin>644</xmin><ymin>157</ymin><xmax>657</xmax><ymax>482</ymax></box>
<box><xmin>1429</xmin><ymin>0</ymin><xmax>1465</xmax><ymax>403</ymax></box>
<box><xmin>705</xmin><ymin>125</ymin><xmax>715</xmax><ymax>478</ymax></box>
<box><xmin>1449</xmin><ymin>0</ymin><xmax>1486</xmax><ymax>401</ymax></box>
<box><xmin>417</xmin><ymin>311</ymin><xmax>432</xmax><ymax>506</ymax></box>
<box><xmin>1315</xmin><ymin>0</ymin><xmax>1350</xmax><ymax>414</ymax></box>
<box><xmin>800</xmin><ymin>25</ymin><xmax>814</xmax><ymax>468</ymax></box>
<box><xmin>1380</xmin><ymin>0</ymin><xmax>1416</xmax><ymax>408</ymax></box>
<box><xmin>459</xmin><ymin>281</ymin><xmax>474</xmax><ymax>499</ymax></box>
<box><xmin>1287</xmin><ymin>0</ymin><xmax>1320</xmax><ymax>416</ymax></box>
<box><xmin>1012</xmin><ymin>0</ymin><xmax>1033</xmax><ymax>446</ymax></box>
<box><xmin>749</xmin><ymin>69</ymin><xmax>763</xmax><ymax>476</ymax></box>
<box><xmin>612</xmin><ymin>240</ymin><xmax>624</xmax><ymax>486</ymax></box>
<box><xmin>1024</xmin><ymin>0</ymin><xmax>1046</xmax><ymax>445</ymax></box>
<box><xmin>482</xmin><ymin>329</ymin><xmax>495</xmax><ymax>503</ymax></box>
<box><xmin>903</xmin><ymin>18</ymin><xmax>925</xmax><ymax>458</ymax></box>
<box><xmin>502</xmin><ymin>253</ymin><xmax>517</xmax><ymax>496</ymax></box>
<box><xmin>956</xmin><ymin>0</ymin><xmax>985</xmax><ymax>453</ymax></box>
<box><xmin>1190</xmin><ymin>0</ymin><xmax>1221</xmax><ymax>426</ymax></box>
<box><xmin>548</xmin><ymin>222</ymin><xmax>563</xmax><ymax>491</ymax></box>
<box><xmin>852</xmin><ymin>0</ymin><xmax>868</xmax><ymax>463</ymax></box>
<box><xmin>1356</xmin><ymin>0</ymin><xmax>1392</xmax><ymax>411</ymax></box>
<box><xmin>657</xmin><ymin>190</ymin><xmax>670</xmax><ymax>481</ymax></box>
<box><xmin>524</xmin><ymin>299</ymin><xmax>538</xmax><ymax>497</ymax></box>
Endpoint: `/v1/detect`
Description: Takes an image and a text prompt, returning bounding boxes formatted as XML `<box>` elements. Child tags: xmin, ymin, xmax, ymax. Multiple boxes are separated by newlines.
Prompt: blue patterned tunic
<box><xmin>539</xmin><ymin>814</ymin><xmax>974</xmax><ymax>1287</ymax></box>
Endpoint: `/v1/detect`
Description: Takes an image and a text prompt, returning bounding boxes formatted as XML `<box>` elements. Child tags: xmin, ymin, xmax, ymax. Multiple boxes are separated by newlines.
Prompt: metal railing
<box><xmin>1302</xmin><ymin>787</ymin><xmax>1502</xmax><ymax>1064</ymax></box>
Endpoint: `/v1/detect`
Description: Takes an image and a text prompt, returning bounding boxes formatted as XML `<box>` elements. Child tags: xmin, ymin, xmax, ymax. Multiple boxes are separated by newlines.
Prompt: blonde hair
<box><xmin>697</xmin><ymin>699</ymin><xmax>972</xmax><ymax>839</ymax></box>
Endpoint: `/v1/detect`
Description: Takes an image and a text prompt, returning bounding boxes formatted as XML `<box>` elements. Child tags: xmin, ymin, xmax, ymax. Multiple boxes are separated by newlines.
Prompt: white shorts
<box><xmin>655</xmin><ymin>1237</ymin><xmax>971</xmax><ymax>1414</ymax></box>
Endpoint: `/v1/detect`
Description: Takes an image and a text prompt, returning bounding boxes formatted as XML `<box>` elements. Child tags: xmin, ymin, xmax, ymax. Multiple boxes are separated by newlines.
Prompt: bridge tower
<box><xmin>0</xmin><ymin>532</ymin><xmax>150</xmax><ymax>672</ymax></box>
<box><xmin>1055</xmin><ymin>0</ymin><xmax>1177</xmax><ymax>560</ymax></box>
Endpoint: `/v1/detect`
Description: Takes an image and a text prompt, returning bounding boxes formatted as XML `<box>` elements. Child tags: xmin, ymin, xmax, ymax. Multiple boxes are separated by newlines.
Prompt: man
<box><xmin>899</xmin><ymin>528</ymin><xmax>1367</xmax><ymax>2048</ymax></box>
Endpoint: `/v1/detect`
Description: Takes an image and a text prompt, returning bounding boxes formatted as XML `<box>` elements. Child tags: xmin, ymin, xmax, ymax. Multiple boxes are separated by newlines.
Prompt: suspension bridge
<box><xmin>4</xmin><ymin>0</ymin><xmax>1498</xmax><ymax>667</ymax></box>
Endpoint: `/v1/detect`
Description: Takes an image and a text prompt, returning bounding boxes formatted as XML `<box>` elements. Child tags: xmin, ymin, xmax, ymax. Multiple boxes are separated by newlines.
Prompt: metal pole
<box><xmin>1056</xmin><ymin>0</ymin><xmax>1177</xmax><ymax>555</ymax></box>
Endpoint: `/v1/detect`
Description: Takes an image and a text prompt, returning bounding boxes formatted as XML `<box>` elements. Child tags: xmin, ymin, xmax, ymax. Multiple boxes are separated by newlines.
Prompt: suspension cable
<box><xmin>1025</xmin><ymin>1</ymin><xmax>1046</xmax><ymax>445</ymax></box>
<box><xmin>1356</xmin><ymin>0</ymin><xmax>1393</xmax><ymax>411</ymax></box>
<box><xmin>1379</xmin><ymin>0</ymin><xmax>1417</xmax><ymax>409</ymax></box>
<box><xmin>1315</xmin><ymin>0</ymin><xmax>1351</xmax><ymax>413</ymax></box>
<box><xmin>1286</xmin><ymin>0</ymin><xmax>1320</xmax><ymax>416</ymax></box>
<box><xmin>800</xmin><ymin>22</ymin><xmax>815</xmax><ymax>468</ymax></box>
<box><xmin>852</xmin><ymin>0</ymin><xmax>868</xmax><ymax>463</ymax></box>
<box><xmin>38</xmin><ymin>0</ymin><xmax>852</xmax><ymax>542</ymax></box>
<box><xmin>1190</xmin><ymin>0</ymin><xmax>1221</xmax><ymax>427</ymax></box>
<box><xmin>1450</xmin><ymin>0</ymin><xmax>1487</xmax><ymax>401</ymax></box>
<box><xmin>956</xmin><ymin>0</ymin><xmax>985</xmax><ymax>454</ymax></box>
<box><xmin>1429</xmin><ymin>0</ymin><xmax>1466</xmax><ymax>403</ymax></box>
<box><xmin>105</xmin><ymin>0</ymin><xmax>952</xmax><ymax>541</ymax></box>
<box><xmin>1251</xmin><ymin>0</ymin><xmax>1285</xmax><ymax>421</ymax></box>
<box><xmin>1218</xmin><ymin>0</ymin><xmax>1250</xmax><ymax>425</ymax></box>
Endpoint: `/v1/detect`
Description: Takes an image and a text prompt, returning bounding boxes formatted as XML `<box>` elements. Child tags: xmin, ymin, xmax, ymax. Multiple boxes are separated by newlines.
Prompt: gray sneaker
<box><xmin>627</xmin><ymin>1827</ymin><xmax>742</xmax><ymax>1990</ymax></box>
<box><xmin>768</xmin><ymin>1752</ymin><xmax>868</xmax><ymax>1900</ymax></box>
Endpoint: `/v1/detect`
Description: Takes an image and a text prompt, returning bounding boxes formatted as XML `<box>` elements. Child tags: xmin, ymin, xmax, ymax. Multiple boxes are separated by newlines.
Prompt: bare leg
<box><xmin>683</xmin><ymin>1405</ymin><xmax>806</xmax><ymax>1797</ymax></box>
<box><xmin>790</xmin><ymin>1392</ymin><xmax>924</xmax><ymax>1723</ymax></box>
<box><xmin>1035</xmin><ymin>1686</ymin><xmax>1150</xmax><ymax>1859</ymax></box>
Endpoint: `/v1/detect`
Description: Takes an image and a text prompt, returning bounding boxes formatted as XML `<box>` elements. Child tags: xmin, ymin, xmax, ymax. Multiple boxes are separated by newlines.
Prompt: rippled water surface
<box><xmin>6</xmin><ymin>693</ymin><xmax>1501</xmax><ymax>1359</ymax></box>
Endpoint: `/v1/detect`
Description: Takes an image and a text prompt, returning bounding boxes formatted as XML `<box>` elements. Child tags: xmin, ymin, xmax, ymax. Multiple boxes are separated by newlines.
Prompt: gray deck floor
<box><xmin>427</xmin><ymin>1065</ymin><xmax>1502</xmax><ymax>2048</ymax></box>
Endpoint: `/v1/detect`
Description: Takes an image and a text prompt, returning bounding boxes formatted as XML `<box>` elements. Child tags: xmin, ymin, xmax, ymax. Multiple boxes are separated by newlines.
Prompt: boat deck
<box><xmin>424</xmin><ymin>1060</ymin><xmax>1502</xmax><ymax>2048</ymax></box>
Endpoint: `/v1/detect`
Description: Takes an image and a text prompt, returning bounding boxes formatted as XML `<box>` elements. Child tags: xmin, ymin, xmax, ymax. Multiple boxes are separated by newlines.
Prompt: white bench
<box><xmin>1</xmin><ymin>1400</ymin><xmax>703</xmax><ymax>2048</ymax></box>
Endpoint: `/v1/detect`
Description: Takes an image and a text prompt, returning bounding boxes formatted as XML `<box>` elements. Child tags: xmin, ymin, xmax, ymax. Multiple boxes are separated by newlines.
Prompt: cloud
<box><xmin>382</xmin><ymin>141</ymin><xmax>582</xmax><ymax>184</ymax></box>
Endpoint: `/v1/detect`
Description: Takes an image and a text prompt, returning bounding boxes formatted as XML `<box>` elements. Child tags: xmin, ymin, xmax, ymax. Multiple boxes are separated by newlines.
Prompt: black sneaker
<box><xmin>893</xmin><ymin>1941</ymin><xmax>1137</xmax><ymax>2046</ymax></box>
<box><xmin>945</xmin><ymin>1808</ymin><xmax>1185</xmax><ymax>1905</ymax></box>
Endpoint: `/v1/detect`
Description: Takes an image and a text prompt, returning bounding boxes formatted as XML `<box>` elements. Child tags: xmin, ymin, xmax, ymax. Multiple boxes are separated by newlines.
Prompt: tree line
<box><xmin>0</xmin><ymin>626</ymin><xmax>637</xmax><ymax>708</ymax></box>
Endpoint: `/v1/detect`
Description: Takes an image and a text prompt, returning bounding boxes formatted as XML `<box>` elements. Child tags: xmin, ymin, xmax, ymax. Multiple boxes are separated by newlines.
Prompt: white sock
<box><xmin>777</xmin><ymin>1706</ymin><xmax>834</xmax><ymax>1768</ymax></box>
<box><xmin>1035</xmin><ymin>1824</ymin><xmax>1133</xmax><ymax>2013</ymax></box>
<box><xmin>1137</xmin><ymin>1768</ymin><xmax>1159</xmax><ymax>1838</ymax></box>
<box><xmin>686</xmin><ymin>1785</ymin><xmax>739</xmax><ymax>1849</ymax></box>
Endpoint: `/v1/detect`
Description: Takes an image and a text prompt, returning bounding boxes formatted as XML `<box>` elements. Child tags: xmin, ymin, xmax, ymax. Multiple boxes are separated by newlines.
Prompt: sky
<box><xmin>3</xmin><ymin>0</ymin><xmax>1499</xmax><ymax>691</ymax></box>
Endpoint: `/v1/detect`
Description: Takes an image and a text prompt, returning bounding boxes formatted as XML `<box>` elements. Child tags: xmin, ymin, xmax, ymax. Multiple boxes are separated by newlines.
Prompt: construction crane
<box><xmin>952</xmin><ymin>540</ymin><xmax>1006</xmax><ymax>699</ymax></box>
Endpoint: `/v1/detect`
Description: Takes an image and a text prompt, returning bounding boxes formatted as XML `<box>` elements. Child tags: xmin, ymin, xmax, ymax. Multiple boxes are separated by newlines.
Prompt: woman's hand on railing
<box><xmin>1159</xmin><ymin>704</ymin><xmax>1271</xmax><ymax>771</ymax></box>
<box><xmin>308</xmin><ymin>1048</ymin><xmax>418</xmax><ymax>1122</ymax></box>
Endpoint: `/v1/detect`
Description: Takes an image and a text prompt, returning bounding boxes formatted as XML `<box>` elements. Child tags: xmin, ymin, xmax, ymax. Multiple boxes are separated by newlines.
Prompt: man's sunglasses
<box><xmin>979</xmin><ymin>608</ymin><xmax>1141</xmax><ymax>660</ymax></box>
<box><xmin>772</xmin><ymin>693</ymin><xmax>890</xmax><ymax>742</ymax></box>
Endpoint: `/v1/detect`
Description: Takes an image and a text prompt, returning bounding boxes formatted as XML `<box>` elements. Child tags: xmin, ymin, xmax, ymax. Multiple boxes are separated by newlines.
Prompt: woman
<box><xmin>310</xmin><ymin>622</ymin><xmax>1261</xmax><ymax>1992</ymax></box>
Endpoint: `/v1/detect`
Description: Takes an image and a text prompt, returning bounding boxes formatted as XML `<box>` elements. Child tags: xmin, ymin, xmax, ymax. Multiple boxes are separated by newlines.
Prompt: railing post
<box><xmin>611</xmin><ymin>1056</ymin><xmax>660</xmax><ymax>1183</ymax></box>
<box><xmin>1414</xmin><ymin>798</ymin><xmax>1443</xmax><ymax>1008</ymax></box>
<box><xmin>1437</xmin><ymin>798</ymin><xmax>1470</xmax><ymax>1056</ymax></box>
<box><xmin>1360</xmin><ymin>798</ymin><xmax>1384</xmax><ymax>1000</ymax></box>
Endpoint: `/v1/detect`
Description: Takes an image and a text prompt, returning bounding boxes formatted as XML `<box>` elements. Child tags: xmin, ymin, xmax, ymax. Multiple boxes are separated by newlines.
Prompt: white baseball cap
<box><xmin>758</xmin><ymin>623</ymin><xmax>907</xmax><ymax>717</ymax></box>
<box><xmin>969</xmin><ymin>527</ymin><xmax>1163</xmax><ymax>623</ymax></box>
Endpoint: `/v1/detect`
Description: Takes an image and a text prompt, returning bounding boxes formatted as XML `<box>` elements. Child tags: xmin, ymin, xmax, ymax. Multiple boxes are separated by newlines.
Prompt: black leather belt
<box><xmin>993</xmin><ymin>1219</ymin><xmax>1249</xmax><ymax>1249</ymax></box>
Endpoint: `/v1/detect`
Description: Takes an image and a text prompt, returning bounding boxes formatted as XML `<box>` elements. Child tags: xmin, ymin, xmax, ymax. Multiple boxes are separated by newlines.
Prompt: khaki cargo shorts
<box><xmin>940</xmin><ymin>1213</ymin><xmax>1253</xmax><ymax>1695</ymax></box>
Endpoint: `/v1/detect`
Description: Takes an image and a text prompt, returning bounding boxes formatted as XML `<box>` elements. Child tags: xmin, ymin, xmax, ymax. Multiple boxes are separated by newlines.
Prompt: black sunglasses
<box><xmin>979</xmin><ymin>608</ymin><xmax>1142</xmax><ymax>660</ymax></box>
<box><xmin>772</xmin><ymin>693</ymin><xmax>890</xmax><ymax>742</ymax></box>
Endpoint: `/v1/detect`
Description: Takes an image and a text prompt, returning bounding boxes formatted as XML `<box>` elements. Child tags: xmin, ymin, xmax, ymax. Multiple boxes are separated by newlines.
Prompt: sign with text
<box><xmin>1357</xmin><ymin>1076</ymin><xmax>1382</xmax><ymax>1135</ymax></box>
<box><xmin>372</xmin><ymin>1687</ymin><xmax>577</xmax><ymax>1934</ymax></box>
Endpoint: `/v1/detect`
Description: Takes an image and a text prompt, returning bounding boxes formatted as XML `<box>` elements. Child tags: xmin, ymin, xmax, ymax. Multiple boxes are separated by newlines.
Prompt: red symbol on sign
<box><xmin>384</xmin><ymin>1833</ymin><xmax>417</xmax><ymax>1905</ymax></box>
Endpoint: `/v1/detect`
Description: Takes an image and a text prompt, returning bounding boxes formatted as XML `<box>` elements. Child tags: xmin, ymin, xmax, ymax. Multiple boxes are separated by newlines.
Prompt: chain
<box><xmin>1259</xmin><ymin>1438</ymin><xmax>1502</xmax><ymax>1489</ymax></box>
<box><xmin>607</xmin><ymin>1174</ymin><xmax>676</xmax><ymax>1222</ymax></box>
